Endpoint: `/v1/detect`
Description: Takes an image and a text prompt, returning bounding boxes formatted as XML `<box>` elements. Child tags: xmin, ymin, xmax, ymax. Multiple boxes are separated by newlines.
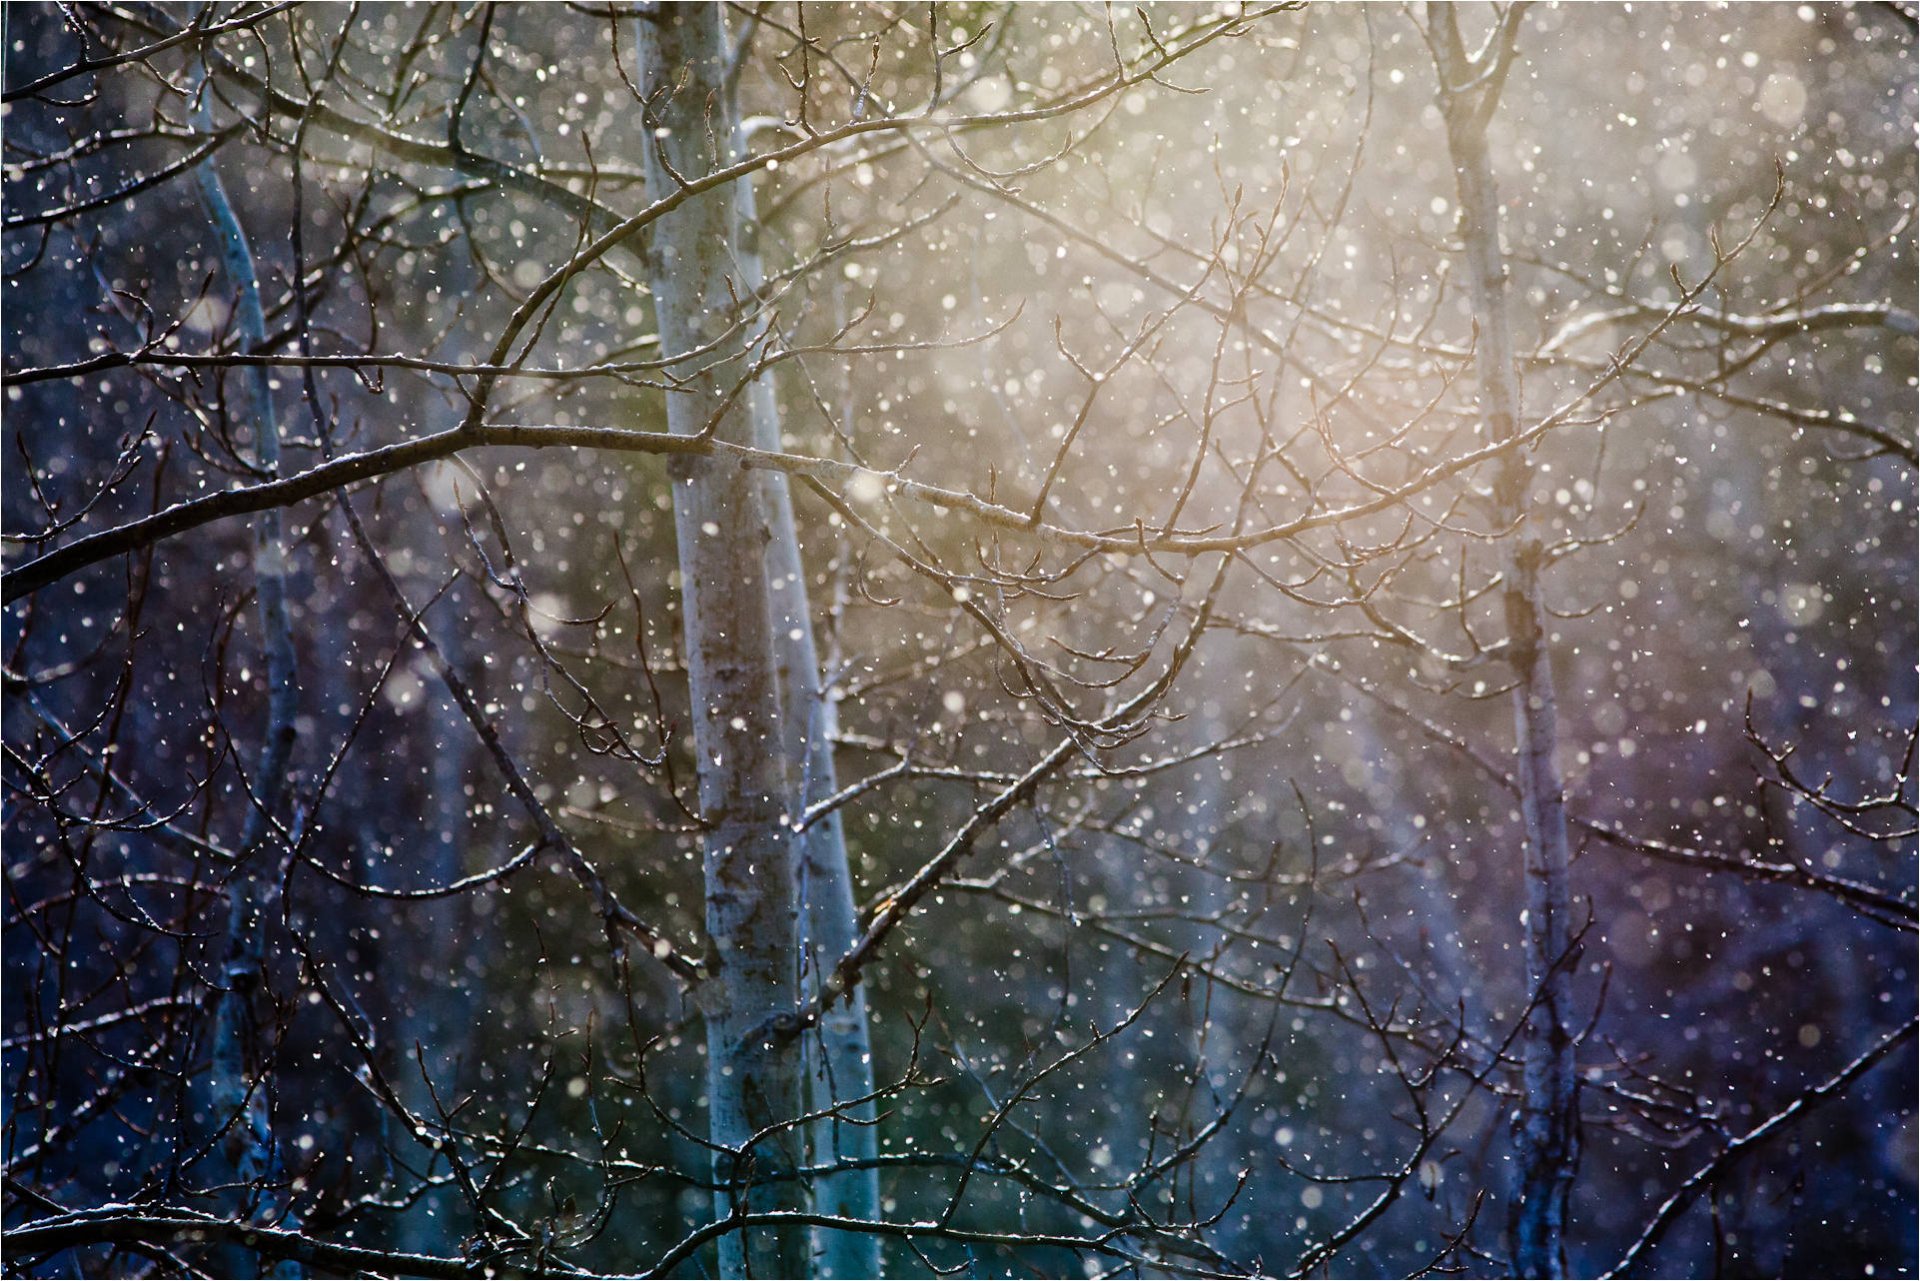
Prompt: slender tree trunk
<box><xmin>748</xmin><ymin>326</ymin><xmax>883</xmax><ymax>1281</ymax></box>
<box><xmin>393</xmin><ymin>570</ymin><xmax>476</xmax><ymax>1259</ymax></box>
<box><xmin>1429</xmin><ymin>7</ymin><xmax>1579</xmax><ymax>1276</ymax></box>
<box><xmin>637</xmin><ymin>10</ymin><xmax>809</xmax><ymax>1277</ymax></box>
<box><xmin>726</xmin><ymin>86</ymin><xmax>885</xmax><ymax>1281</ymax></box>
<box><xmin>193</xmin><ymin>94</ymin><xmax>303</xmax><ymax>1279</ymax></box>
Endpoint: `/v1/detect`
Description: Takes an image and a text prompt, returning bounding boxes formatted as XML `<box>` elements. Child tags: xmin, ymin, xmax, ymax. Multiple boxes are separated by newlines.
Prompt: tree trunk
<box><xmin>1429</xmin><ymin>7</ymin><xmax>1579</xmax><ymax>1276</ymax></box>
<box><xmin>394</xmin><ymin>570</ymin><xmax>477</xmax><ymax>1260</ymax></box>
<box><xmin>193</xmin><ymin>93</ymin><xmax>304</xmax><ymax>1280</ymax></box>
<box><xmin>726</xmin><ymin>86</ymin><xmax>885</xmax><ymax>1281</ymax></box>
<box><xmin>636</xmin><ymin>10</ymin><xmax>809</xmax><ymax>1278</ymax></box>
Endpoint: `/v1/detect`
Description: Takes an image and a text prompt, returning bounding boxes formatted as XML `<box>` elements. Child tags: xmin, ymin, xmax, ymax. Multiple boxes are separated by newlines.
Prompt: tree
<box><xmin>5</xmin><ymin>4</ymin><xmax>1914</xmax><ymax>1278</ymax></box>
<box><xmin>1424</xmin><ymin>5</ymin><xmax>1607</xmax><ymax>1270</ymax></box>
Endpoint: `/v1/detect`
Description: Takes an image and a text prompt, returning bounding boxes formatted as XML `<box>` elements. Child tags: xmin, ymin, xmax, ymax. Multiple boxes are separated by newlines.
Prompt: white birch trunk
<box><xmin>193</xmin><ymin>96</ymin><xmax>303</xmax><ymax>1279</ymax></box>
<box><xmin>1429</xmin><ymin>7</ymin><xmax>1579</xmax><ymax>1275</ymax></box>
<box><xmin>636</xmin><ymin>10</ymin><xmax>809</xmax><ymax>1277</ymax></box>
<box><xmin>726</xmin><ymin>92</ymin><xmax>884</xmax><ymax>1281</ymax></box>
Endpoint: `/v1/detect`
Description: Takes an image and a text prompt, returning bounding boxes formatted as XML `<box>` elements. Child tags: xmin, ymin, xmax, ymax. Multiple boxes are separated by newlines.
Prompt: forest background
<box><xmin>3</xmin><ymin>3</ymin><xmax>1915</xmax><ymax>1278</ymax></box>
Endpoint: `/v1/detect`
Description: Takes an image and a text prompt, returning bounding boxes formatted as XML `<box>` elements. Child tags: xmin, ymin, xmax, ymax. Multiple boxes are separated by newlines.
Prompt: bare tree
<box><xmin>1427</xmin><ymin>7</ymin><xmax>1577</xmax><ymax>1270</ymax></box>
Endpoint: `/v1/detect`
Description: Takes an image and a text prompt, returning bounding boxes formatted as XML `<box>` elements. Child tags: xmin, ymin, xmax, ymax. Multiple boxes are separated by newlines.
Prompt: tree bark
<box><xmin>636</xmin><ymin>9</ymin><xmax>809</xmax><ymax>1278</ymax></box>
<box><xmin>1428</xmin><ymin>6</ymin><xmax>1579</xmax><ymax>1276</ymax></box>
<box><xmin>193</xmin><ymin>91</ymin><xmax>304</xmax><ymax>1280</ymax></box>
<box><xmin>725</xmin><ymin>80</ymin><xmax>885</xmax><ymax>1281</ymax></box>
